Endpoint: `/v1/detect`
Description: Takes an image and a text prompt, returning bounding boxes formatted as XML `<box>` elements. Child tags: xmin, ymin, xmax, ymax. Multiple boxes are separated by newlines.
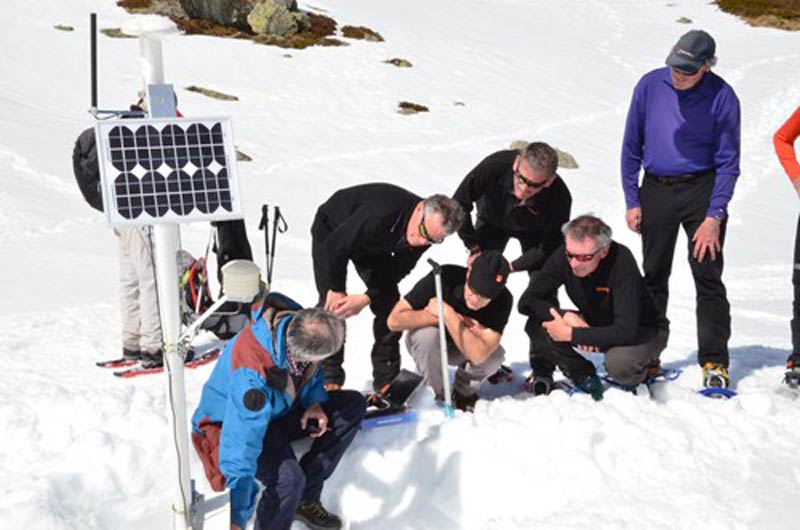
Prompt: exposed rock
<box><xmin>236</xmin><ymin>149</ymin><xmax>252</xmax><ymax>162</ymax></box>
<box><xmin>454</xmin><ymin>101</ymin><xmax>466</xmax><ymax>106</ymax></box>
<box><xmin>248</xmin><ymin>0</ymin><xmax>299</xmax><ymax>37</ymax></box>
<box><xmin>179</xmin><ymin>0</ymin><xmax>292</xmax><ymax>31</ymax></box>
<box><xmin>555</xmin><ymin>148</ymin><xmax>579</xmax><ymax>169</ymax></box>
<box><xmin>676</xmin><ymin>16</ymin><xmax>692</xmax><ymax>24</ymax></box>
<box><xmin>54</xmin><ymin>24</ymin><xmax>74</xmax><ymax>31</ymax></box>
<box><xmin>185</xmin><ymin>86</ymin><xmax>239</xmax><ymax>101</ymax></box>
<box><xmin>398</xmin><ymin>101</ymin><xmax>429</xmax><ymax>114</ymax></box>
<box><xmin>384</xmin><ymin>58</ymin><xmax>412</xmax><ymax>68</ymax></box>
<box><xmin>101</xmin><ymin>28</ymin><xmax>136</xmax><ymax>38</ymax></box>
<box><xmin>342</xmin><ymin>25</ymin><xmax>384</xmax><ymax>42</ymax></box>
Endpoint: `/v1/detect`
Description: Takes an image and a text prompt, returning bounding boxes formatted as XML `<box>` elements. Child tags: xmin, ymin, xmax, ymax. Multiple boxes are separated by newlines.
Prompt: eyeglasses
<box><xmin>419</xmin><ymin>214</ymin><xmax>443</xmax><ymax>244</ymax></box>
<box><xmin>565</xmin><ymin>249</ymin><xmax>600</xmax><ymax>262</ymax></box>
<box><xmin>514</xmin><ymin>159</ymin><xmax>550</xmax><ymax>189</ymax></box>
<box><xmin>670</xmin><ymin>66</ymin><xmax>700</xmax><ymax>76</ymax></box>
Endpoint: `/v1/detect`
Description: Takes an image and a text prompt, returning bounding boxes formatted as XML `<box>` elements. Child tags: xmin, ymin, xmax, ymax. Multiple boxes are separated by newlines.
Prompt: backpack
<box><xmin>179</xmin><ymin>253</ymin><xmax>251</xmax><ymax>340</ymax></box>
<box><xmin>71</xmin><ymin>127</ymin><xmax>104</xmax><ymax>212</ymax></box>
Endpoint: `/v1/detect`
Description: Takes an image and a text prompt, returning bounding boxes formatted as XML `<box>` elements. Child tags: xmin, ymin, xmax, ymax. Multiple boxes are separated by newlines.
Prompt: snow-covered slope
<box><xmin>1</xmin><ymin>0</ymin><xmax>799</xmax><ymax>528</ymax></box>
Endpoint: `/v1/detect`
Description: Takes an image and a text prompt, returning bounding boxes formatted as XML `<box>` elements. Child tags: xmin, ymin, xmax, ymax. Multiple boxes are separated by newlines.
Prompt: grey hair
<box><xmin>423</xmin><ymin>194</ymin><xmax>465</xmax><ymax>235</ymax></box>
<box><xmin>286</xmin><ymin>308</ymin><xmax>345</xmax><ymax>362</ymax></box>
<box><xmin>519</xmin><ymin>141</ymin><xmax>558</xmax><ymax>178</ymax></box>
<box><xmin>562</xmin><ymin>214</ymin><xmax>613</xmax><ymax>250</ymax></box>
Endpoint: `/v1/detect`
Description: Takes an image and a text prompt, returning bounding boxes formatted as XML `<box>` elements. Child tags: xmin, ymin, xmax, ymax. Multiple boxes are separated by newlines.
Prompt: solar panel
<box><xmin>95</xmin><ymin>117</ymin><xmax>242</xmax><ymax>226</ymax></box>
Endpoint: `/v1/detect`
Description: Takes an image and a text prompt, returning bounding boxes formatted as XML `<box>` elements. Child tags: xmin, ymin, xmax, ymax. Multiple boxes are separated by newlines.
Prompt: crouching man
<box><xmin>519</xmin><ymin>215</ymin><xmax>669</xmax><ymax>400</ymax></box>
<box><xmin>387</xmin><ymin>251</ymin><xmax>513</xmax><ymax>411</ymax></box>
<box><xmin>191</xmin><ymin>293</ymin><xmax>366</xmax><ymax>530</ymax></box>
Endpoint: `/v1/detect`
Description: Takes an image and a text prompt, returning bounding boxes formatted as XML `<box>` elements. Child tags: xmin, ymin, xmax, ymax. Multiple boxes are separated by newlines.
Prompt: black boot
<box><xmin>122</xmin><ymin>348</ymin><xmax>141</xmax><ymax>361</ymax></box>
<box><xmin>140</xmin><ymin>350</ymin><xmax>164</xmax><ymax>369</ymax></box>
<box><xmin>295</xmin><ymin>500</ymin><xmax>342</xmax><ymax>530</ymax></box>
<box><xmin>452</xmin><ymin>388</ymin><xmax>479</xmax><ymax>412</ymax></box>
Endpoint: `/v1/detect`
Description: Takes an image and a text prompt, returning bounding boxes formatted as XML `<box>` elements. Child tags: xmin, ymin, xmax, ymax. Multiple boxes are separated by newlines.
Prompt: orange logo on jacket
<box><xmin>595</xmin><ymin>286</ymin><xmax>610</xmax><ymax>293</ymax></box>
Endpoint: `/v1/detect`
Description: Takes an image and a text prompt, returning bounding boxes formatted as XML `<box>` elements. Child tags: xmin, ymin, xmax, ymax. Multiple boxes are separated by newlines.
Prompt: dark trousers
<box><xmin>473</xmin><ymin>222</ymin><xmax>558</xmax><ymax>372</ymax></box>
<box><xmin>527</xmin><ymin>323</ymin><xmax>667</xmax><ymax>385</ymax></box>
<box><xmin>639</xmin><ymin>174</ymin><xmax>731</xmax><ymax>366</ymax></box>
<box><xmin>791</xmin><ymin>215</ymin><xmax>800</xmax><ymax>364</ymax></box>
<box><xmin>254</xmin><ymin>390</ymin><xmax>366</xmax><ymax>530</ymax></box>
<box><xmin>312</xmin><ymin>240</ymin><xmax>402</xmax><ymax>390</ymax></box>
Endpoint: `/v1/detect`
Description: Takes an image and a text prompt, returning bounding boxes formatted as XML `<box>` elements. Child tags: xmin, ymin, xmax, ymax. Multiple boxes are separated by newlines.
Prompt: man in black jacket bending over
<box><xmin>312</xmin><ymin>183</ymin><xmax>464</xmax><ymax>392</ymax></box>
<box><xmin>518</xmin><ymin>215</ymin><xmax>669</xmax><ymax>400</ymax></box>
<box><xmin>453</xmin><ymin>142</ymin><xmax>572</xmax><ymax>383</ymax></box>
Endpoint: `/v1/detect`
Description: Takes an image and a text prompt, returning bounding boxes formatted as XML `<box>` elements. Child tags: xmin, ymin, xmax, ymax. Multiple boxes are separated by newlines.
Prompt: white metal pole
<box><xmin>140</xmin><ymin>33</ymin><xmax>193</xmax><ymax>530</ymax></box>
<box><xmin>428</xmin><ymin>259</ymin><xmax>454</xmax><ymax>418</ymax></box>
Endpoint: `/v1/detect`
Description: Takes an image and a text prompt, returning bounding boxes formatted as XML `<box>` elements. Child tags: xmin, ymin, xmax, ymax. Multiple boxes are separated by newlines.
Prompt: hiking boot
<box><xmin>487</xmin><ymin>364</ymin><xmax>514</xmax><ymax>384</ymax></box>
<box><xmin>295</xmin><ymin>500</ymin><xmax>342</xmax><ymax>530</ymax></box>
<box><xmin>576</xmin><ymin>374</ymin><xmax>604</xmax><ymax>401</ymax></box>
<box><xmin>523</xmin><ymin>374</ymin><xmax>554</xmax><ymax>396</ymax></box>
<box><xmin>140</xmin><ymin>350</ymin><xmax>164</xmax><ymax>369</ymax></box>
<box><xmin>784</xmin><ymin>359</ymin><xmax>800</xmax><ymax>389</ymax></box>
<box><xmin>702</xmin><ymin>363</ymin><xmax>730</xmax><ymax>389</ymax></box>
<box><xmin>452</xmin><ymin>388</ymin><xmax>479</xmax><ymax>412</ymax></box>
<box><xmin>122</xmin><ymin>348</ymin><xmax>141</xmax><ymax>361</ymax></box>
<box><xmin>645</xmin><ymin>357</ymin><xmax>661</xmax><ymax>379</ymax></box>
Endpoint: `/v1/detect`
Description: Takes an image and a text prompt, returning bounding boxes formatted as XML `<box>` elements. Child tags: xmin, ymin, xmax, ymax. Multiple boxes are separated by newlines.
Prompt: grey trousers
<box><xmin>405</xmin><ymin>326</ymin><xmax>505</xmax><ymax>397</ymax></box>
<box><xmin>605</xmin><ymin>328</ymin><xmax>670</xmax><ymax>386</ymax></box>
<box><xmin>117</xmin><ymin>226</ymin><xmax>162</xmax><ymax>354</ymax></box>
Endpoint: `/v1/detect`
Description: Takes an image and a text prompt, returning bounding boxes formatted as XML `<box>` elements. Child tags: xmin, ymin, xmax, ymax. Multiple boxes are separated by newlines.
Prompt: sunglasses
<box><xmin>419</xmin><ymin>214</ymin><xmax>443</xmax><ymax>244</ymax></box>
<box><xmin>670</xmin><ymin>66</ymin><xmax>700</xmax><ymax>76</ymax></box>
<box><xmin>565</xmin><ymin>249</ymin><xmax>600</xmax><ymax>262</ymax></box>
<box><xmin>514</xmin><ymin>159</ymin><xmax>550</xmax><ymax>189</ymax></box>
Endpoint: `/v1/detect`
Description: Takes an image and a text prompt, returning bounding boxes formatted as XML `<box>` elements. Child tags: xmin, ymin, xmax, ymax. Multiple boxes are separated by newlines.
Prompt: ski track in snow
<box><xmin>3</xmin><ymin>0</ymin><xmax>800</xmax><ymax>528</ymax></box>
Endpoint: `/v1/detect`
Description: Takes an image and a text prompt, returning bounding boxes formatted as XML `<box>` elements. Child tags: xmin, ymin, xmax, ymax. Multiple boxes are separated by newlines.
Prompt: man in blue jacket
<box><xmin>191</xmin><ymin>293</ymin><xmax>366</xmax><ymax>530</ymax></box>
<box><xmin>620</xmin><ymin>29</ymin><xmax>740</xmax><ymax>389</ymax></box>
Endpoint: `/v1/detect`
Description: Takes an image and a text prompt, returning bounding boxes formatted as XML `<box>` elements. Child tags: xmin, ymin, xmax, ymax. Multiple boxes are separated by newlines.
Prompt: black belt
<box><xmin>644</xmin><ymin>169</ymin><xmax>715</xmax><ymax>185</ymax></box>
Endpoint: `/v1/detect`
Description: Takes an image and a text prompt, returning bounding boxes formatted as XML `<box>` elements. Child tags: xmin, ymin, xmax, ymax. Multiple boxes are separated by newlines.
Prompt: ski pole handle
<box><xmin>427</xmin><ymin>258</ymin><xmax>442</xmax><ymax>274</ymax></box>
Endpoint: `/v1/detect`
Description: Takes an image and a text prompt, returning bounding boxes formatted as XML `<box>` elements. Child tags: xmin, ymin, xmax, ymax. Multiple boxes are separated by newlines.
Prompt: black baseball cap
<box><xmin>468</xmin><ymin>251</ymin><xmax>510</xmax><ymax>299</ymax></box>
<box><xmin>666</xmin><ymin>30</ymin><xmax>715</xmax><ymax>74</ymax></box>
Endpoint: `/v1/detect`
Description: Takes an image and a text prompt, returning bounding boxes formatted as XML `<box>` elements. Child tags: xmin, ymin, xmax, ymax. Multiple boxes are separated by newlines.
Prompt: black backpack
<box><xmin>71</xmin><ymin>127</ymin><xmax>104</xmax><ymax>212</ymax></box>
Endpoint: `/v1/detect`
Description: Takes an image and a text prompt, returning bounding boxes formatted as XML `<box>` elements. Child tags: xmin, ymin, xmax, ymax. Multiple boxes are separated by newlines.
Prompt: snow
<box><xmin>1</xmin><ymin>0</ymin><xmax>799</xmax><ymax>528</ymax></box>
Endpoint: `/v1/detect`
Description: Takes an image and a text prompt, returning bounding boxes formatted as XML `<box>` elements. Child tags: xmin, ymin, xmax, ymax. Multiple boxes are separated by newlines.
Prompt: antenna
<box><xmin>90</xmin><ymin>13</ymin><xmax>97</xmax><ymax>118</ymax></box>
<box><xmin>88</xmin><ymin>13</ymin><xmax>145</xmax><ymax>119</ymax></box>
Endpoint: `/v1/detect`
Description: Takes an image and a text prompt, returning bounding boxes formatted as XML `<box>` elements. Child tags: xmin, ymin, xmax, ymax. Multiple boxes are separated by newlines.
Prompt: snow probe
<box><xmin>428</xmin><ymin>258</ymin><xmax>455</xmax><ymax>419</ymax></box>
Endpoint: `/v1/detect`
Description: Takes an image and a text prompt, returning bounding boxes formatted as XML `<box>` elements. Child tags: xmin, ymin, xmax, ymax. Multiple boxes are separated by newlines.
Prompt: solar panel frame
<box><xmin>95</xmin><ymin>116</ymin><xmax>243</xmax><ymax>226</ymax></box>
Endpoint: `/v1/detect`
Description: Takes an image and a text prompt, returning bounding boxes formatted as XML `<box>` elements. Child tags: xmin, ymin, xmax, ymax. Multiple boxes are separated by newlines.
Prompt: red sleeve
<box><xmin>774</xmin><ymin>106</ymin><xmax>800</xmax><ymax>182</ymax></box>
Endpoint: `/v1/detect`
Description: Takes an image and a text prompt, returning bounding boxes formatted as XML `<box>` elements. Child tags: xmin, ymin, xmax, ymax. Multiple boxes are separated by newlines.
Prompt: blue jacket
<box><xmin>191</xmin><ymin>294</ymin><xmax>328</xmax><ymax>528</ymax></box>
<box><xmin>621</xmin><ymin>67</ymin><xmax>740</xmax><ymax>218</ymax></box>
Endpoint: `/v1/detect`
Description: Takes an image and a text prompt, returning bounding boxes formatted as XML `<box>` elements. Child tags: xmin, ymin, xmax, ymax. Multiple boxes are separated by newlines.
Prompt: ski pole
<box><xmin>428</xmin><ymin>258</ymin><xmax>455</xmax><ymax>419</ymax></box>
<box><xmin>258</xmin><ymin>204</ymin><xmax>270</xmax><ymax>290</ymax></box>
<box><xmin>269</xmin><ymin>206</ymin><xmax>288</xmax><ymax>286</ymax></box>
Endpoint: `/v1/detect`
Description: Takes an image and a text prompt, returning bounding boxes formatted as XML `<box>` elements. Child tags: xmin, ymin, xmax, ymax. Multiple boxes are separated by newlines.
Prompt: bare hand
<box><xmin>301</xmin><ymin>403</ymin><xmax>329</xmax><ymax>438</ymax></box>
<box><xmin>692</xmin><ymin>217</ymin><xmax>722</xmax><ymax>263</ymax></box>
<box><xmin>467</xmin><ymin>249</ymin><xmax>481</xmax><ymax>267</ymax></box>
<box><xmin>576</xmin><ymin>344</ymin><xmax>599</xmax><ymax>353</ymax></box>
<box><xmin>231</xmin><ymin>524</ymin><xmax>242</xmax><ymax>530</ymax></box>
<box><xmin>324</xmin><ymin>290</ymin><xmax>347</xmax><ymax>312</ymax></box>
<box><xmin>542</xmin><ymin>308</ymin><xmax>572</xmax><ymax>342</ymax></box>
<box><xmin>626</xmin><ymin>207</ymin><xmax>642</xmax><ymax>234</ymax></box>
<box><xmin>329</xmin><ymin>293</ymin><xmax>370</xmax><ymax>318</ymax></box>
<box><xmin>562</xmin><ymin>311</ymin><xmax>588</xmax><ymax>328</ymax></box>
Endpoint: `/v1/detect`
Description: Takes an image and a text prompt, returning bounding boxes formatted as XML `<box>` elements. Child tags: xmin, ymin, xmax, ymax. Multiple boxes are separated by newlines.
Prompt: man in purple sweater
<box><xmin>620</xmin><ymin>29</ymin><xmax>740</xmax><ymax>389</ymax></box>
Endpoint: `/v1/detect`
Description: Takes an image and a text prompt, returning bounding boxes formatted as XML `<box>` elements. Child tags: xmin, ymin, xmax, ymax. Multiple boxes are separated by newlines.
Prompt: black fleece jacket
<box><xmin>452</xmin><ymin>150</ymin><xmax>572</xmax><ymax>271</ymax></box>
<box><xmin>518</xmin><ymin>242</ymin><xmax>668</xmax><ymax>349</ymax></box>
<box><xmin>311</xmin><ymin>183</ymin><xmax>428</xmax><ymax>299</ymax></box>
